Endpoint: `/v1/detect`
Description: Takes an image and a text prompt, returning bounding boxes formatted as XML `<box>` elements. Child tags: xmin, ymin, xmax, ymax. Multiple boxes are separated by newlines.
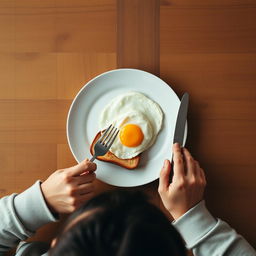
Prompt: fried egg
<box><xmin>98</xmin><ymin>91</ymin><xmax>163</xmax><ymax>159</ymax></box>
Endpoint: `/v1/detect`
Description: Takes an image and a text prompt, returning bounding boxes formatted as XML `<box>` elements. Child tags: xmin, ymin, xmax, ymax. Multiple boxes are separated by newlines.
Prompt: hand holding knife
<box><xmin>170</xmin><ymin>92</ymin><xmax>189</xmax><ymax>181</ymax></box>
<box><xmin>159</xmin><ymin>92</ymin><xmax>206</xmax><ymax>220</ymax></box>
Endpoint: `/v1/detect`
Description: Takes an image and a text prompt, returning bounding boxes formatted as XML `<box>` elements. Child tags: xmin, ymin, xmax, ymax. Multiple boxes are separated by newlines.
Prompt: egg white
<box><xmin>98</xmin><ymin>91</ymin><xmax>163</xmax><ymax>159</ymax></box>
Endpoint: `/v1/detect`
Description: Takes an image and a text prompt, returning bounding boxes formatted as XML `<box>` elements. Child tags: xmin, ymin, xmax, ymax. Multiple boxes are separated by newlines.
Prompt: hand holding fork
<box><xmin>90</xmin><ymin>124</ymin><xmax>119</xmax><ymax>162</ymax></box>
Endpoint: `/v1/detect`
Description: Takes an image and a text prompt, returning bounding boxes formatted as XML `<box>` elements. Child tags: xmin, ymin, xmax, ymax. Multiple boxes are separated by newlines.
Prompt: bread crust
<box><xmin>90</xmin><ymin>131</ymin><xmax>140</xmax><ymax>169</ymax></box>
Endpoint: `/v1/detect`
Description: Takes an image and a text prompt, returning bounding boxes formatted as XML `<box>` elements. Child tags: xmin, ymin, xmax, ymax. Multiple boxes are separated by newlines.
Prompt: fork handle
<box><xmin>90</xmin><ymin>155</ymin><xmax>96</xmax><ymax>162</ymax></box>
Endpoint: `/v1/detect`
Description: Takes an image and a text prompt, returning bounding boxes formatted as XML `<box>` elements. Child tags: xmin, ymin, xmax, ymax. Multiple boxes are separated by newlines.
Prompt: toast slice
<box><xmin>90</xmin><ymin>131</ymin><xmax>140</xmax><ymax>169</ymax></box>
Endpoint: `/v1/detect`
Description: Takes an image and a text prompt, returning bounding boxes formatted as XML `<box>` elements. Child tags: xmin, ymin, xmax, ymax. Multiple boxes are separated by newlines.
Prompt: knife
<box><xmin>170</xmin><ymin>92</ymin><xmax>189</xmax><ymax>182</ymax></box>
<box><xmin>173</xmin><ymin>92</ymin><xmax>189</xmax><ymax>146</ymax></box>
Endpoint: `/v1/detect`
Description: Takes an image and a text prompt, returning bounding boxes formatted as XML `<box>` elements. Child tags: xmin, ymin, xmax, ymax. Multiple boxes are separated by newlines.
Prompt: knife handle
<box><xmin>169</xmin><ymin>155</ymin><xmax>174</xmax><ymax>183</ymax></box>
<box><xmin>169</xmin><ymin>160</ymin><xmax>173</xmax><ymax>183</ymax></box>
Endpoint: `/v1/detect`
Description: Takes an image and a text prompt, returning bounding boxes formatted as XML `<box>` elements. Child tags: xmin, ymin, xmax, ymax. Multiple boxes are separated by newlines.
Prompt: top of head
<box><xmin>50</xmin><ymin>190</ymin><xmax>186</xmax><ymax>256</ymax></box>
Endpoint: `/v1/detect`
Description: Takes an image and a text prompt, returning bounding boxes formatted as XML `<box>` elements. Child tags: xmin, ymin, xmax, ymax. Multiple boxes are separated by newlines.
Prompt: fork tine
<box><xmin>106</xmin><ymin>128</ymin><xmax>119</xmax><ymax>149</ymax></box>
<box><xmin>101</xmin><ymin>125</ymin><xmax>115</xmax><ymax>144</ymax></box>
<box><xmin>98</xmin><ymin>124</ymin><xmax>112</xmax><ymax>143</ymax></box>
<box><xmin>105</xmin><ymin>127</ymin><xmax>118</xmax><ymax>146</ymax></box>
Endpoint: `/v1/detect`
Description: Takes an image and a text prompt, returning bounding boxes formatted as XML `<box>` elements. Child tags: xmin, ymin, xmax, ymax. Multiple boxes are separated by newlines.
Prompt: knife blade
<box><xmin>169</xmin><ymin>93</ymin><xmax>189</xmax><ymax>182</ymax></box>
<box><xmin>173</xmin><ymin>92</ymin><xmax>189</xmax><ymax>146</ymax></box>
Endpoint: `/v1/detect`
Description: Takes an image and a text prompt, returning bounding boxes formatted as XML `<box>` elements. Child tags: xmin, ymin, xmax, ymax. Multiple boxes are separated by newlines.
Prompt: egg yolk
<box><xmin>119</xmin><ymin>124</ymin><xmax>144</xmax><ymax>147</ymax></box>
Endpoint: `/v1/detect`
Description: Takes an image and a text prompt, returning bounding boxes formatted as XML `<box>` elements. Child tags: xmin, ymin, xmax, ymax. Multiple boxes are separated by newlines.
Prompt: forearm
<box><xmin>173</xmin><ymin>201</ymin><xmax>256</xmax><ymax>256</ymax></box>
<box><xmin>192</xmin><ymin>219</ymin><xmax>256</xmax><ymax>256</ymax></box>
<box><xmin>0</xmin><ymin>181</ymin><xmax>57</xmax><ymax>253</ymax></box>
<box><xmin>0</xmin><ymin>193</ymin><xmax>33</xmax><ymax>254</ymax></box>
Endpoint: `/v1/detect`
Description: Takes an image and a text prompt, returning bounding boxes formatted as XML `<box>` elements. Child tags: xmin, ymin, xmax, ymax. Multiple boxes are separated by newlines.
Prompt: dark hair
<box><xmin>50</xmin><ymin>190</ymin><xmax>186</xmax><ymax>256</ymax></box>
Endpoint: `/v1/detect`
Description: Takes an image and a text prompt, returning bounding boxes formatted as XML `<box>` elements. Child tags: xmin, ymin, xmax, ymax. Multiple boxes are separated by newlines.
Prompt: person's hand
<box><xmin>41</xmin><ymin>159</ymin><xmax>96</xmax><ymax>214</ymax></box>
<box><xmin>158</xmin><ymin>143</ymin><xmax>206</xmax><ymax>220</ymax></box>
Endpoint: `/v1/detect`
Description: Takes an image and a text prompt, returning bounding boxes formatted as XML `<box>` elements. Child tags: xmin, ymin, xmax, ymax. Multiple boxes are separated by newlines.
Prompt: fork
<box><xmin>90</xmin><ymin>124</ymin><xmax>119</xmax><ymax>162</ymax></box>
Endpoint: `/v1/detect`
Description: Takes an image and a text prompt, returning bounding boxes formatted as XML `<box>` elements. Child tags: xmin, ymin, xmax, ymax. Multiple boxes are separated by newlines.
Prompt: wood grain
<box><xmin>117</xmin><ymin>0</ymin><xmax>160</xmax><ymax>75</ymax></box>
<box><xmin>160</xmin><ymin>0</ymin><xmax>256</xmax><ymax>54</ymax></box>
<box><xmin>57</xmin><ymin>53</ymin><xmax>116</xmax><ymax>99</ymax></box>
<box><xmin>160</xmin><ymin>0</ymin><xmax>256</xmax><ymax>247</ymax></box>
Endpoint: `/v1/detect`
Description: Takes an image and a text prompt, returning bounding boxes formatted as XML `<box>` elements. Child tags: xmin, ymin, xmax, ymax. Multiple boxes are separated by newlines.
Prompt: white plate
<box><xmin>67</xmin><ymin>68</ymin><xmax>186</xmax><ymax>187</ymax></box>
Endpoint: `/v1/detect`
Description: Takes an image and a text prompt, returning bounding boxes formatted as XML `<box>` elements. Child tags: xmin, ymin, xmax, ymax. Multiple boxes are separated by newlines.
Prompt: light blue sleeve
<box><xmin>0</xmin><ymin>181</ymin><xmax>57</xmax><ymax>255</ymax></box>
<box><xmin>172</xmin><ymin>200</ymin><xmax>256</xmax><ymax>256</ymax></box>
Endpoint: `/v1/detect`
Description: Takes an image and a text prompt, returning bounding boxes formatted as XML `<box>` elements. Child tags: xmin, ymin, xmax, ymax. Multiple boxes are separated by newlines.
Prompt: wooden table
<box><xmin>0</xmin><ymin>0</ymin><xmax>255</xmax><ymax>249</ymax></box>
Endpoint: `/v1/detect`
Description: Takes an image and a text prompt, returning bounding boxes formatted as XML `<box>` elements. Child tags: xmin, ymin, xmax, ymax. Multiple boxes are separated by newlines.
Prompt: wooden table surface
<box><xmin>0</xmin><ymin>0</ymin><xmax>255</xmax><ymax>249</ymax></box>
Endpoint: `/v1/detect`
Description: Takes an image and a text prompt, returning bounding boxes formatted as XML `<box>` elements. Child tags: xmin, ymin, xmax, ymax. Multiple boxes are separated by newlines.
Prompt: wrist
<box><xmin>41</xmin><ymin>182</ymin><xmax>58</xmax><ymax>216</ymax></box>
<box><xmin>169</xmin><ymin>210</ymin><xmax>187</xmax><ymax>220</ymax></box>
<box><xmin>168</xmin><ymin>204</ymin><xmax>192</xmax><ymax>220</ymax></box>
<box><xmin>14</xmin><ymin>181</ymin><xmax>58</xmax><ymax>232</ymax></box>
<box><xmin>169</xmin><ymin>200</ymin><xmax>204</xmax><ymax>220</ymax></box>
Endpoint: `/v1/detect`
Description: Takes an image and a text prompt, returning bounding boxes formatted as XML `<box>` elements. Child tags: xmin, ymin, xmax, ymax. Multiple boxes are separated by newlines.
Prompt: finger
<box><xmin>78</xmin><ymin>192</ymin><xmax>94</xmax><ymax>204</ymax></box>
<box><xmin>159</xmin><ymin>159</ymin><xmax>171</xmax><ymax>191</ymax></box>
<box><xmin>74</xmin><ymin>172</ymin><xmax>96</xmax><ymax>185</ymax></box>
<box><xmin>69</xmin><ymin>159</ymin><xmax>97</xmax><ymax>176</ymax></box>
<box><xmin>194</xmin><ymin>161</ymin><xmax>201</xmax><ymax>178</ymax></box>
<box><xmin>172</xmin><ymin>143</ymin><xmax>185</xmax><ymax>179</ymax></box>
<box><xmin>183</xmin><ymin>148</ymin><xmax>196</xmax><ymax>178</ymax></box>
<box><xmin>73</xmin><ymin>192</ymin><xmax>95</xmax><ymax>210</ymax></box>
<box><xmin>181</xmin><ymin>148</ymin><xmax>187</xmax><ymax>175</ymax></box>
<box><xmin>76</xmin><ymin>183</ymin><xmax>94</xmax><ymax>195</ymax></box>
<box><xmin>199</xmin><ymin>167</ymin><xmax>207</xmax><ymax>184</ymax></box>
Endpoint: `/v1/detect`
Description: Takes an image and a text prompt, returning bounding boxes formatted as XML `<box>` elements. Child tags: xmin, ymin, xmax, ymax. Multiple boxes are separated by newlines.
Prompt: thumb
<box><xmin>68</xmin><ymin>159</ymin><xmax>96</xmax><ymax>176</ymax></box>
<box><xmin>159</xmin><ymin>160</ymin><xmax>171</xmax><ymax>192</ymax></box>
